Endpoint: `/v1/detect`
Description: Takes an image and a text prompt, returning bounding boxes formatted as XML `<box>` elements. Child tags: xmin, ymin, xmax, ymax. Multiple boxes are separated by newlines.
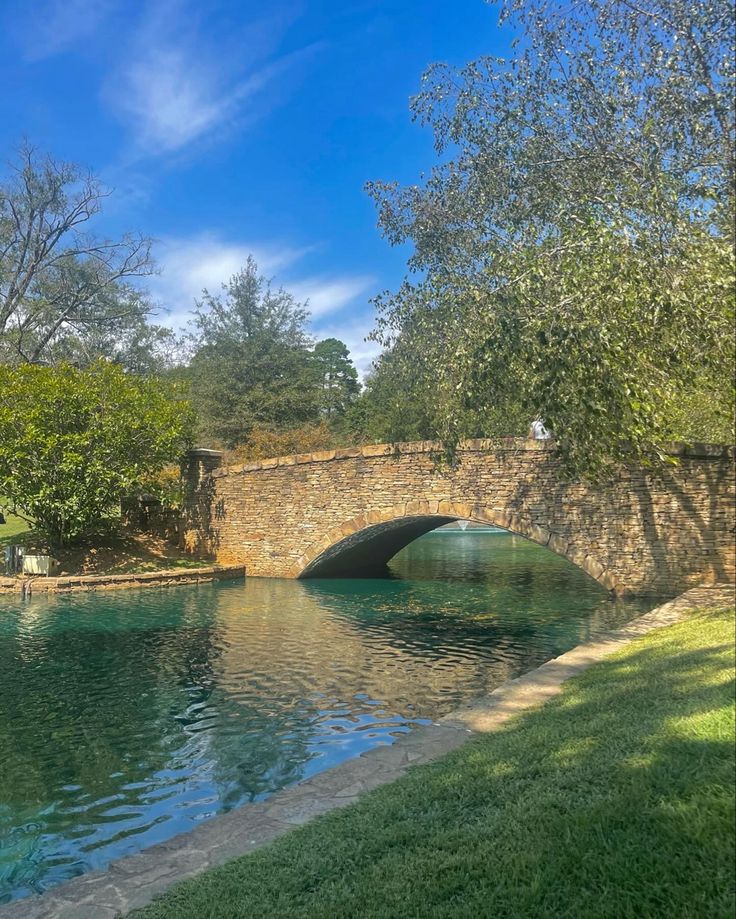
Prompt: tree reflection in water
<box><xmin>0</xmin><ymin>532</ymin><xmax>648</xmax><ymax>903</ymax></box>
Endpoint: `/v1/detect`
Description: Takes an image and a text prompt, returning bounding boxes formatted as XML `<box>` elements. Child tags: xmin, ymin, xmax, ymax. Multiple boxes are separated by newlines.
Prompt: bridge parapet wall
<box><xmin>181</xmin><ymin>439</ymin><xmax>735</xmax><ymax>595</ymax></box>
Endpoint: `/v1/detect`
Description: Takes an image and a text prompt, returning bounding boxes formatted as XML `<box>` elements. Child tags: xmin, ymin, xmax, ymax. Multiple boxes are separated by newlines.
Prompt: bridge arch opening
<box><xmin>294</xmin><ymin>502</ymin><xmax>615</xmax><ymax>591</ymax></box>
<box><xmin>299</xmin><ymin>515</ymin><xmax>458</xmax><ymax>578</ymax></box>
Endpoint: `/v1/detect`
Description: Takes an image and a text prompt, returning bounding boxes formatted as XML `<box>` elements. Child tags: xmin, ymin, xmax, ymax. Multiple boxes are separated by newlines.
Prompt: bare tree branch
<box><xmin>0</xmin><ymin>143</ymin><xmax>156</xmax><ymax>364</ymax></box>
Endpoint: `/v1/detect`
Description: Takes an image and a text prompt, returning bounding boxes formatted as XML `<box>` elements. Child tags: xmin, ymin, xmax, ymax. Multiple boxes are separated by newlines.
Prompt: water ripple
<box><xmin>0</xmin><ymin>533</ymin><xmax>648</xmax><ymax>902</ymax></box>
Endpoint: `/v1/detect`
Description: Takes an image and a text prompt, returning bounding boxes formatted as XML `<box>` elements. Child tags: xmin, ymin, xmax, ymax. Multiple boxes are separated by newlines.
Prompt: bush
<box><xmin>0</xmin><ymin>361</ymin><xmax>193</xmax><ymax>546</ymax></box>
<box><xmin>224</xmin><ymin>422</ymin><xmax>335</xmax><ymax>463</ymax></box>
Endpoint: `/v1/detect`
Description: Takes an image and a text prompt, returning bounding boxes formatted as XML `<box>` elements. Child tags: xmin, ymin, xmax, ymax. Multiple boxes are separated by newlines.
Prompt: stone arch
<box><xmin>289</xmin><ymin>500</ymin><xmax>616</xmax><ymax>591</ymax></box>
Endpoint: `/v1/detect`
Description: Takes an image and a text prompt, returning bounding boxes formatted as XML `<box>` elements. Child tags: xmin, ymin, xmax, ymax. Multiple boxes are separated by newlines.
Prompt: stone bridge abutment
<box><xmin>180</xmin><ymin>439</ymin><xmax>735</xmax><ymax>596</ymax></box>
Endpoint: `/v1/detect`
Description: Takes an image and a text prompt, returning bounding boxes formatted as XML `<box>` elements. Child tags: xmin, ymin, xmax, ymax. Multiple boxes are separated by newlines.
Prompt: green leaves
<box><xmin>0</xmin><ymin>361</ymin><xmax>193</xmax><ymax>546</ymax></box>
<box><xmin>187</xmin><ymin>260</ymin><xmax>360</xmax><ymax>447</ymax></box>
<box><xmin>312</xmin><ymin>338</ymin><xmax>360</xmax><ymax>420</ymax></box>
<box><xmin>367</xmin><ymin>0</ymin><xmax>735</xmax><ymax>474</ymax></box>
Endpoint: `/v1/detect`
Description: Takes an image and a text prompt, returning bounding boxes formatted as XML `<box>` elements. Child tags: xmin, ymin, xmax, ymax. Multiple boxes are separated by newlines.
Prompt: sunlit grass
<box><xmin>135</xmin><ymin>606</ymin><xmax>736</xmax><ymax>919</ymax></box>
<box><xmin>0</xmin><ymin>504</ymin><xmax>32</xmax><ymax>546</ymax></box>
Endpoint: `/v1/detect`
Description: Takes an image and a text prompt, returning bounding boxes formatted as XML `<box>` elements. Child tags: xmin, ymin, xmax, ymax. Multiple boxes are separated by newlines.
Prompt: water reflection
<box><xmin>0</xmin><ymin>533</ymin><xmax>649</xmax><ymax>902</ymax></box>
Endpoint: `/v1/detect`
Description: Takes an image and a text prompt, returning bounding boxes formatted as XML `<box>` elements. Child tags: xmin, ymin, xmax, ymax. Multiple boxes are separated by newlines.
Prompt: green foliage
<box><xmin>187</xmin><ymin>260</ymin><xmax>360</xmax><ymax>448</ymax></box>
<box><xmin>368</xmin><ymin>0</ymin><xmax>736</xmax><ymax>472</ymax></box>
<box><xmin>346</xmin><ymin>333</ymin><xmax>529</xmax><ymax>446</ymax></box>
<box><xmin>312</xmin><ymin>338</ymin><xmax>360</xmax><ymax>420</ymax></box>
<box><xmin>0</xmin><ymin>361</ymin><xmax>193</xmax><ymax>546</ymax></box>
<box><xmin>345</xmin><ymin>344</ymin><xmax>438</xmax><ymax>444</ymax></box>
<box><xmin>48</xmin><ymin>310</ymin><xmax>180</xmax><ymax>375</ymax></box>
<box><xmin>136</xmin><ymin>464</ymin><xmax>187</xmax><ymax>511</ymax></box>
<box><xmin>666</xmin><ymin>373</ymin><xmax>736</xmax><ymax>445</ymax></box>
<box><xmin>188</xmin><ymin>259</ymin><xmax>318</xmax><ymax>446</ymax></box>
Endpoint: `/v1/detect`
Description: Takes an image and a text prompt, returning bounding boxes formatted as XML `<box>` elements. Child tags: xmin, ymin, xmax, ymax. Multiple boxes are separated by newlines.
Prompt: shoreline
<box><xmin>1</xmin><ymin>583</ymin><xmax>731</xmax><ymax>918</ymax></box>
<box><xmin>0</xmin><ymin>565</ymin><xmax>245</xmax><ymax>595</ymax></box>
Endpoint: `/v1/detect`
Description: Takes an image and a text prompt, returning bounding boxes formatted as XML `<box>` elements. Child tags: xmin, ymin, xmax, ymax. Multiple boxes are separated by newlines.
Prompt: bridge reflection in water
<box><xmin>0</xmin><ymin>531</ymin><xmax>648</xmax><ymax>903</ymax></box>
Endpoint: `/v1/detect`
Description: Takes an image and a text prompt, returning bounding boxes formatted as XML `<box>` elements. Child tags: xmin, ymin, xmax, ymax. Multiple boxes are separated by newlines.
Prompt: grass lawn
<box><xmin>0</xmin><ymin>508</ymin><xmax>33</xmax><ymax>545</ymax></box>
<box><xmin>135</xmin><ymin>605</ymin><xmax>736</xmax><ymax>919</ymax></box>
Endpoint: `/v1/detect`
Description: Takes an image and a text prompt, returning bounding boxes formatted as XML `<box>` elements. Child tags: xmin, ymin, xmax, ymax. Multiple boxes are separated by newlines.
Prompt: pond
<box><xmin>0</xmin><ymin>531</ymin><xmax>650</xmax><ymax>903</ymax></box>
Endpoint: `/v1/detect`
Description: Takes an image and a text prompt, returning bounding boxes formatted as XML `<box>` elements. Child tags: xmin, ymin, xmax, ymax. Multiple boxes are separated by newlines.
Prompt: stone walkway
<box><xmin>2</xmin><ymin>584</ymin><xmax>733</xmax><ymax>919</ymax></box>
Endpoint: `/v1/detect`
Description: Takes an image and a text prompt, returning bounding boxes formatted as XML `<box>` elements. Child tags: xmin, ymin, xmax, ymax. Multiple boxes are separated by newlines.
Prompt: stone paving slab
<box><xmin>1</xmin><ymin>584</ymin><xmax>732</xmax><ymax>919</ymax></box>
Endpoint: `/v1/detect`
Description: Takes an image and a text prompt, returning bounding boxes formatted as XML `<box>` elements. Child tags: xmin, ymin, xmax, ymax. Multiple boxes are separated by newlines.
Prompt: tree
<box><xmin>188</xmin><ymin>258</ymin><xmax>320</xmax><ymax>447</ymax></box>
<box><xmin>47</xmin><ymin>309</ymin><xmax>179</xmax><ymax>375</ymax></box>
<box><xmin>0</xmin><ymin>144</ymin><xmax>155</xmax><ymax>365</ymax></box>
<box><xmin>368</xmin><ymin>0</ymin><xmax>735</xmax><ymax>473</ymax></box>
<box><xmin>345</xmin><ymin>343</ymin><xmax>438</xmax><ymax>444</ymax></box>
<box><xmin>0</xmin><ymin>361</ymin><xmax>192</xmax><ymax>546</ymax></box>
<box><xmin>312</xmin><ymin>338</ymin><xmax>360</xmax><ymax>420</ymax></box>
<box><xmin>348</xmin><ymin>319</ymin><xmax>530</xmax><ymax>447</ymax></box>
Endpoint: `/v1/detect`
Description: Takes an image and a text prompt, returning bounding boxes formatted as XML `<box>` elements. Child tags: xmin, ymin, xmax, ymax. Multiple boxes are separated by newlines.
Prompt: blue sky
<box><xmin>1</xmin><ymin>0</ymin><xmax>511</xmax><ymax>373</ymax></box>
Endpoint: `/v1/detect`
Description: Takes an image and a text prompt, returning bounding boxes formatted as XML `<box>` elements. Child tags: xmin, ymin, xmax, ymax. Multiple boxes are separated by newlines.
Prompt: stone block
<box><xmin>361</xmin><ymin>444</ymin><xmax>393</xmax><ymax>458</ymax></box>
<box><xmin>584</xmin><ymin>555</ymin><xmax>606</xmax><ymax>581</ymax></box>
<box><xmin>528</xmin><ymin>524</ymin><xmax>551</xmax><ymax>546</ymax></box>
<box><xmin>547</xmin><ymin>533</ymin><xmax>569</xmax><ymax>556</ymax></box>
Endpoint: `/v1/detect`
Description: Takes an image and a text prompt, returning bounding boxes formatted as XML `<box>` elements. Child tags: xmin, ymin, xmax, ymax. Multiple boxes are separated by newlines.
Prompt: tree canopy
<box><xmin>368</xmin><ymin>0</ymin><xmax>735</xmax><ymax>472</ymax></box>
<box><xmin>0</xmin><ymin>361</ymin><xmax>192</xmax><ymax>546</ymax></box>
<box><xmin>313</xmin><ymin>338</ymin><xmax>360</xmax><ymax>421</ymax></box>
<box><xmin>187</xmin><ymin>259</ymin><xmax>359</xmax><ymax>448</ymax></box>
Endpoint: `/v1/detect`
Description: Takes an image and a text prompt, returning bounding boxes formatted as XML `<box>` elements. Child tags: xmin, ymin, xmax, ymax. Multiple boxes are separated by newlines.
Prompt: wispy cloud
<box><xmin>10</xmin><ymin>0</ymin><xmax>318</xmax><ymax>159</ymax></box>
<box><xmin>289</xmin><ymin>275</ymin><xmax>376</xmax><ymax>319</ymax></box>
<box><xmin>104</xmin><ymin>2</ymin><xmax>318</xmax><ymax>158</ymax></box>
<box><xmin>8</xmin><ymin>0</ymin><xmax>119</xmax><ymax>61</ymax></box>
<box><xmin>151</xmin><ymin>233</ymin><xmax>380</xmax><ymax>374</ymax></box>
<box><xmin>109</xmin><ymin>49</ymin><xmax>265</xmax><ymax>156</ymax></box>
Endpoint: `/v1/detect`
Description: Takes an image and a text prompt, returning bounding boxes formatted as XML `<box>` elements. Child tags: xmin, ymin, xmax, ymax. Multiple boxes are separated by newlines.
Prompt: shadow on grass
<box><xmin>1</xmin><ymin>521</ymin><xmax>212</xmax><ymax>575</ymax></box>
<box><xmin>136</xmin><ymin>607</ymin><xmax>736</xmax><ymax>919</ymax></box>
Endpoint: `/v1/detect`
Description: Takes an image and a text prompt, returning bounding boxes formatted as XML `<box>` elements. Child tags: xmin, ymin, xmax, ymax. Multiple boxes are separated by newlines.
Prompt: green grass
<box><xmin>135</xmin><ymin>606</ymin><xmax>736</xmax><ymax>919</ymax></box>
<box><xmin>0</xmin><ymin>508</ymin><xmax>32</xmax><ymax>546</ymax></box>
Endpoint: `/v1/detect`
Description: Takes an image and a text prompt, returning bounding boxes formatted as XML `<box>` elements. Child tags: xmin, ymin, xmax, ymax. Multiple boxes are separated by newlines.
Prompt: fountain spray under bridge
<box><xmin>181</xmin><ymin>439</ymin><xmax>735</xmax><ymax>596</ymax></box>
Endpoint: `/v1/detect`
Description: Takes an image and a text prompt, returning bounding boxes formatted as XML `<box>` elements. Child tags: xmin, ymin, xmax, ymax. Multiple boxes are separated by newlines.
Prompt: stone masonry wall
<box><xmin>181</xmin><ymin>439</ymin><xmax>735</xmax><ymax>596</ymax></box>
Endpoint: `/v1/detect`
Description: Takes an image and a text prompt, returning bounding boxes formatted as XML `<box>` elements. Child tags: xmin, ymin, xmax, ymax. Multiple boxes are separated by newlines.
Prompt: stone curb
<box><xmin>0</xmin><ymin>566</ymin><xmax>245</xmax><ymax>595</ymax></box>
<box><xmin>1</xmin><ymin>584</ymin><xmax>732</xmax><ymax>918</ymax></box>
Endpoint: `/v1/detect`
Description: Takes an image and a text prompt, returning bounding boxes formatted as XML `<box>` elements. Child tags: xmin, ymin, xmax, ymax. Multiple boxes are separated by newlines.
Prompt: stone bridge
<box><xmin>181</xmin><ymin>439</ymin><xmax>735</xmax><ymax>596</ymax></box>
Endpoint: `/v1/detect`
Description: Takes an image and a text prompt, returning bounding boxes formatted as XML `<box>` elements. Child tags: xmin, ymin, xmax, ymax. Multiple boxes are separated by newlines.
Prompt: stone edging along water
<box><xmin>0</xmin><ymin>565</ymin><xmax>245</xmax><ymax>595</ymax></box>
<box><xmin>1</xmin><ymin>584</ymin><xmax>733</xmax><ymax>919</ymax></box>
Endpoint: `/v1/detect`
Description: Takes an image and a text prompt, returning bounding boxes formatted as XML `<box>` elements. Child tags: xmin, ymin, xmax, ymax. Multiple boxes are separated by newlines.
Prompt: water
<box><xmin>0</xmin><ymin>532</ymin><xmax>650</xmax><ymax>902</ymax></box>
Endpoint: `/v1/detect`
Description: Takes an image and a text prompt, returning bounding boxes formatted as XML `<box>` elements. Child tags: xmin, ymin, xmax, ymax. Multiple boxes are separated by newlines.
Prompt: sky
<box><xmin>1</xmin><ymin>0</ymin><xmax>512</xmax><ymax>374</ymax></box>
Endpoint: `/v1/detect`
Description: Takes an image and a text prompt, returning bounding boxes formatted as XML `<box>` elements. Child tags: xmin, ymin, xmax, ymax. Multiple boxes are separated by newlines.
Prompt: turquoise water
<box><xmin>0</xmin><ymin>532</ymin><xmax>650</xmax><ymax>902</ymax></box>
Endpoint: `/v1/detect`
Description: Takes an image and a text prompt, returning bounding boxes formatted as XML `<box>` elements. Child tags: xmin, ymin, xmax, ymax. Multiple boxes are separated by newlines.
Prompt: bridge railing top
<box><xmin>184</xmin><ymin>438</ymin><xmax>734</xmax><ymax>480</ymax></box>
